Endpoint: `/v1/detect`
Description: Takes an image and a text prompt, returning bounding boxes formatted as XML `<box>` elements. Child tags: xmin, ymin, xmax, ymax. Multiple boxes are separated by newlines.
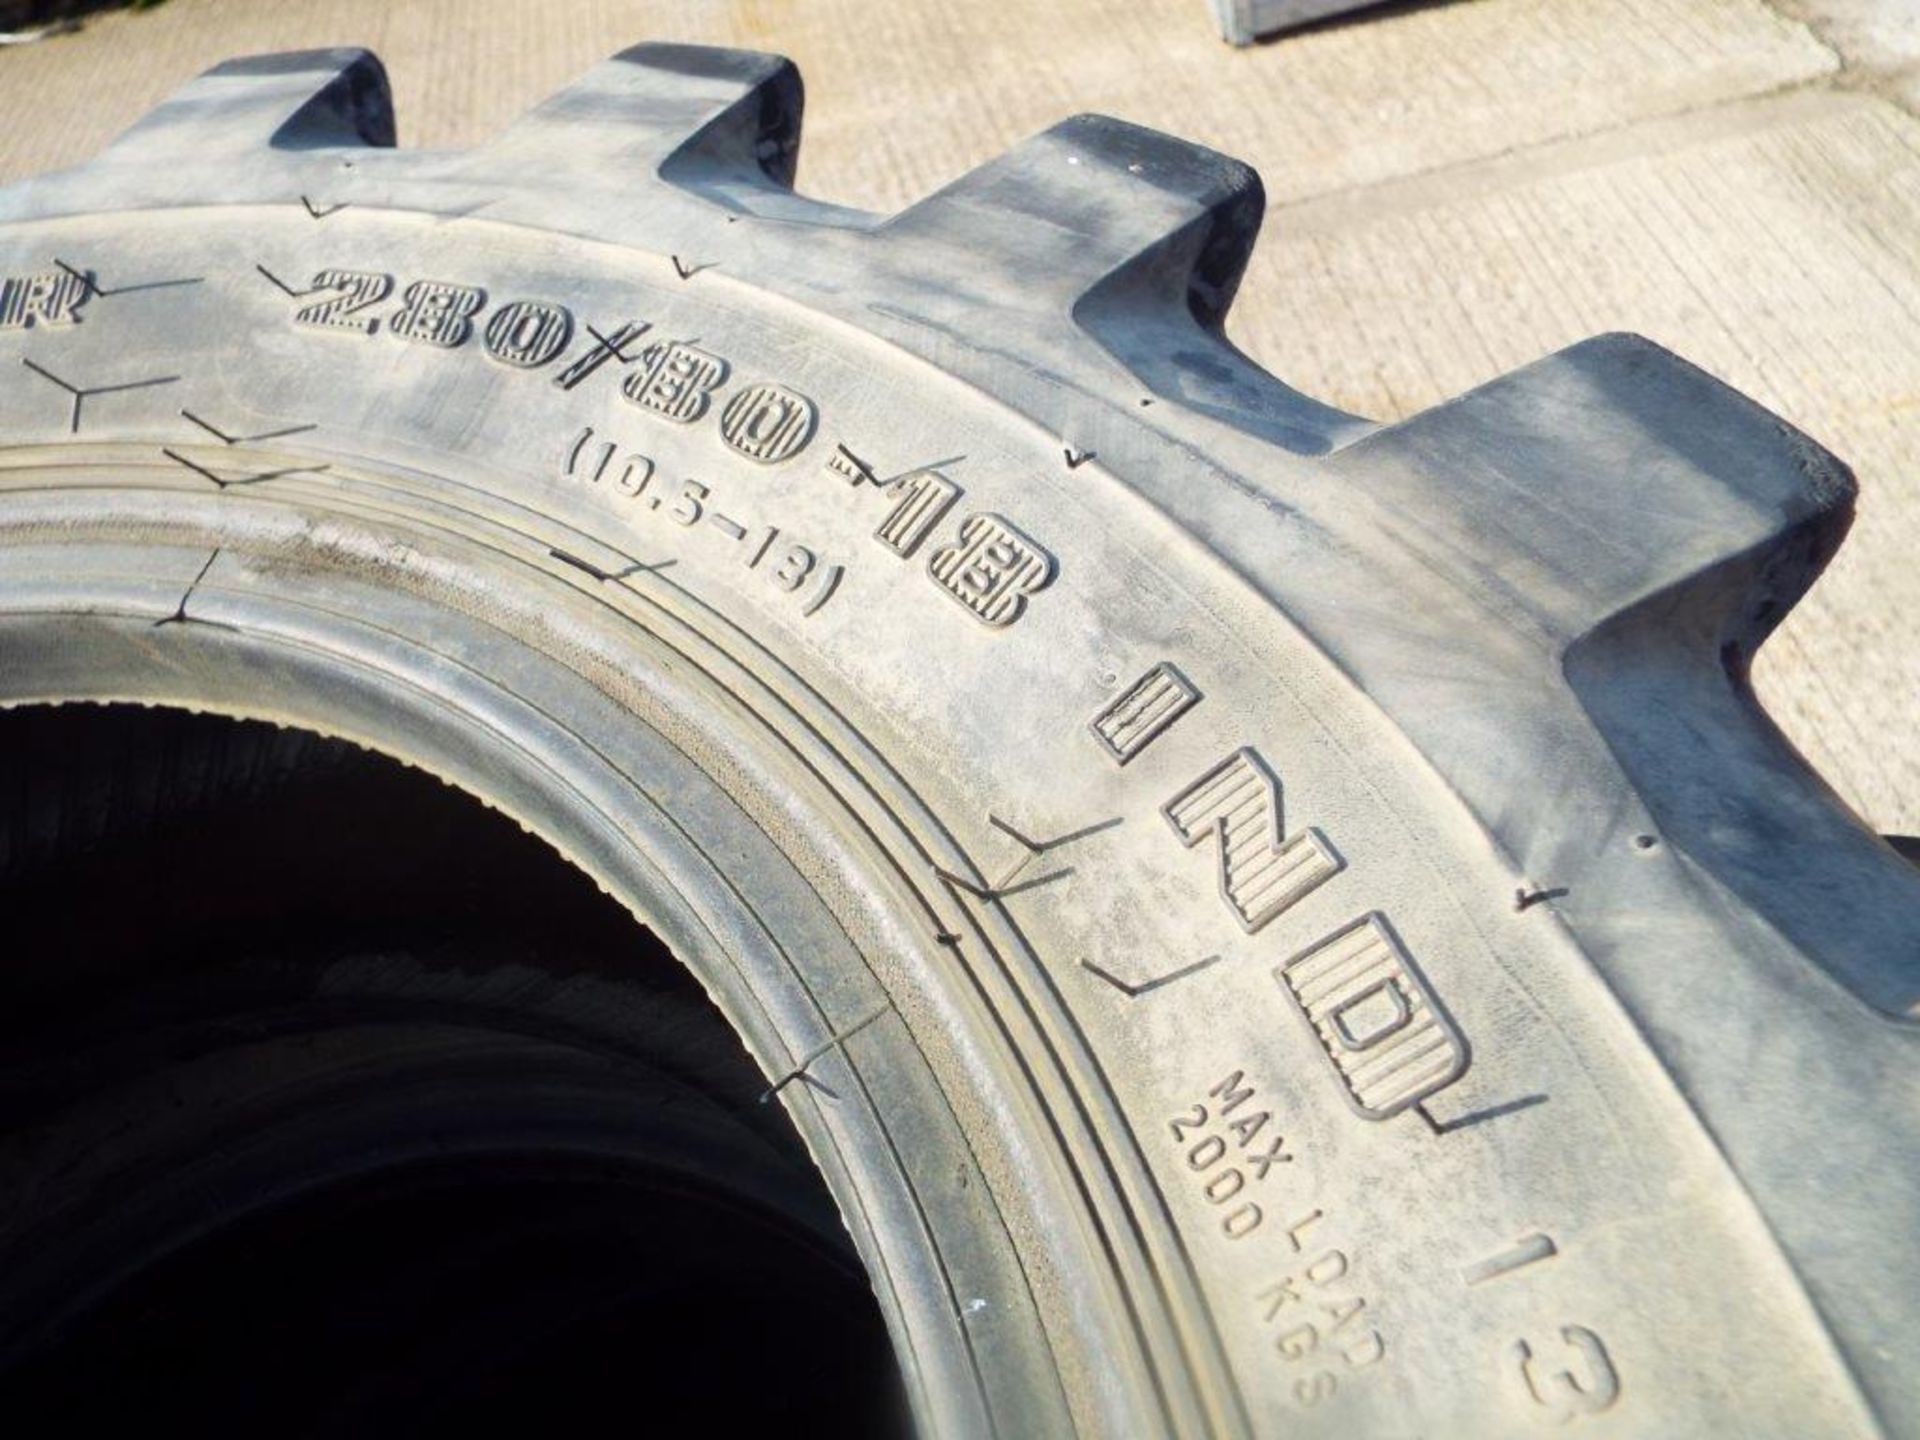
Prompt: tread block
<box><xmin>102</xmin><ymin>49</ymin><xmax>395</xmax><ymax>160</ymax></box>
<box><xmin>879</xmin><ymin>114</ymin><xmax>1263</xmax><ymax>324</ymax></box>
<box><xmin>1332</xmin><ymin>332</ymin><xmax>1855</xmax><ymax>650</ymax></box>
<box><xmin>472</xmin><ymin>42</ymin><xmax>802</xmax><ymax>191</ymax></box>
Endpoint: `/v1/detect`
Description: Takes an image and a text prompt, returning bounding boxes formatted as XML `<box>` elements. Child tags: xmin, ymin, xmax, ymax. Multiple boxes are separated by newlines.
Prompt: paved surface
<box><xmin>1</xmin><ymin>0</ymin><xmax>1915</xmax><ymax>833</ymax></box>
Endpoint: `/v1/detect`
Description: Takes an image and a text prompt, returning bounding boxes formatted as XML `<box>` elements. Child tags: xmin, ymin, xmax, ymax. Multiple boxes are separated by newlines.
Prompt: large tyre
<box><xmin>0</xmin><ymin>42</ymin><xmax>1912</xmax><ymax>1438</ymax></box>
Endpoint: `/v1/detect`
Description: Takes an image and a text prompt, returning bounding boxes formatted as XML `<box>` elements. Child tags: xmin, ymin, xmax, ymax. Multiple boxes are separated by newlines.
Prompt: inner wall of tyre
<box><xmin>0</xmin><ymin>701</ymin><xmax>901</xmax><ymax>1431</ymax></box>
<box><xmin>0</xmin><ymin>476</ymin><xmax>1093</xmax><ymax>1437</ymax></box>
<box><xmin>2</xmin><ymin>42</ymin><xmax>1915</xmax><ymax>1438</ymax></box>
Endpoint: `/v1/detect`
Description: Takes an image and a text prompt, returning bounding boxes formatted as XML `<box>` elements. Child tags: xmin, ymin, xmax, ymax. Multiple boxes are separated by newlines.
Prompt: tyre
<box><xmin>0</xmin><ymin>41</ymin><xmax>1912</xmax><ymax>1438</ymax></box>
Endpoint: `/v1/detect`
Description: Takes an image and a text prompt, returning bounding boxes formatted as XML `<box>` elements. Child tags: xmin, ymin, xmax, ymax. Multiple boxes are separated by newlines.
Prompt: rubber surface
<box><xmin>0</xmin><ymin>41</ymin><xmax>1914</xmax><ymax>1437</ymax></box>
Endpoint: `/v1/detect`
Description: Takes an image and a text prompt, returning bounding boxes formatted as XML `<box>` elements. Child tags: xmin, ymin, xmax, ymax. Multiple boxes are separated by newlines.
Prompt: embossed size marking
<box><xmin>824</xmin><ymin>444</ymin><xmax>872</xmax><ymax>486</ymax></box>
<box><xmin>390</xmin><ymin>278</ymin><xmax>486</xmax><ymax>347</ymax></box>
<box><xmin>293</xmin><ymin>269</ymin><xmax>392</xmax><ymax>333</ymax></box>
<box><xmin>1275</xmin><ymin>913</ymin><xmax>1469</xmax><ymax>1120</ymax></box>
<box><xmin>559</xmin><ymin>426</ymin><xmax>843</xmax><ymax>616</ymax></box>
<box><xmin>927</xmin><ymin>512</ymin><xmax>1056</xmax><ymax>627</ymax></box>
<box><xmin>1167</xmin><ymin>1070</ymin><xmax>1295</xmax><ymax>1242</ymax></box>
<box><xmin>821</xmin><ymin>446</ymin><xmax>1058</xmax><ymax>631</ymax></box>
<box><xmin>1511</xmin><ymin>1325</ymin><xmax>1620</xmax><ymax>1421</ymax></box>
<box><xmin>875</xmin><ymin>470</ymin><xmax>962</xmax><ymax>558</ymax></box>
<box><xmin>1093</xmin><ymin>661</ymin><xmax>1200</xmax><ymax>765</ymax></box>
<box><xmin>279</xmin><ymin>266</ymin><xmax>1065</xmax><ymax>632</ymax></box>
<box><xmin>484</xmin><ymin>299</ymin><xmax>573</xmax><ymax>367</ymax></box>
<box><xmin>281</xmin><ymin>269</ymin><xmax>821</xmax><ymax>466</ymax></box>
<box><xmin>720</xmin><ymin>382</ymin><xmax>817</xmax><ymax>463</ymax></box>
<box><xmin>0</xmin><ymin>268</ymin><xmax>90</xmax><ymax>329</ymax></box>
<box><xmin>1127</xmin><ymin>730</ymin><xmax>1477</xmax><ymax>1126</ymax></box>
<box><xmin>623</xmin><ymin>338</ymin><xmax>727</xmax><ymax>421</ymax></box>
<box><xmin>553</xmin><ymin>321</ymin><xmax>648</xmax><ymax>390</ymax></box>
<box><xmin>1464</xmin><ymin>1233</ymin><xmax>1557</xmax><ymax>1287</ymax></box>
<box><xmin>1163</xmin><ymin>748</ymin><xmax>1342</xmax><ymax>933</ymax></box>
<box><xmin>1259</xmin><ymin>1208</ymin><xmax>1388</xmax><ymax>1410</ymax></box>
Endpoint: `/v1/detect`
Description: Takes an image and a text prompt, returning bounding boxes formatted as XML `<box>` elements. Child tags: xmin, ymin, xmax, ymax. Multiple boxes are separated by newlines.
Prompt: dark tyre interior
<box><xmin>0</xmin><ymin>704</ymin><xmax>904</xmax><ymax>1436</ymax></box>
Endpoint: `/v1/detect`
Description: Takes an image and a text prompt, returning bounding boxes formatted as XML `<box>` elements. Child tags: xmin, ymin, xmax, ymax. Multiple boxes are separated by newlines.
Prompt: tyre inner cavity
<box><xmin>0</xmin><ymin>704</ymin><xmax>905</xmax><ymax>1436</ymax></box>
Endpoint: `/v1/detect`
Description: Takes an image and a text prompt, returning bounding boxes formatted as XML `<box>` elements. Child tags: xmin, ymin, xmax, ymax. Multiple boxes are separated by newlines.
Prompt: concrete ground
<box><xmin>1</xmin><ymin>0</ymin><xmax>1915</xmax><ymax>833</ymax></box>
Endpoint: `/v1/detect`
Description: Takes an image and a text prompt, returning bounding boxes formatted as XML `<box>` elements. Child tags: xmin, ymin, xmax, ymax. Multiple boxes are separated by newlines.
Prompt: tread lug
<box><xmin>1332</xmin><ymin>331</ymin><xmax>1855</xmax><ymax>650</ymax></box>
<box><xmin>104</xmin><ymin>48</ymin><xmax>395</xmax><ymax>159</ymax></box>
<box><xmin>469</xmin><ymin>43</ymin><xmax>802</xmax><ymax>197</ymax></box>
<box><xmin>877</xmin><ymin>114</ymin><xmax>1262</xmax><ymax>323</ymax></box>
<box><xmin>0</xmin><ymin>49</ymin><xmax>394</xmax><ymax>219</ymax></box>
